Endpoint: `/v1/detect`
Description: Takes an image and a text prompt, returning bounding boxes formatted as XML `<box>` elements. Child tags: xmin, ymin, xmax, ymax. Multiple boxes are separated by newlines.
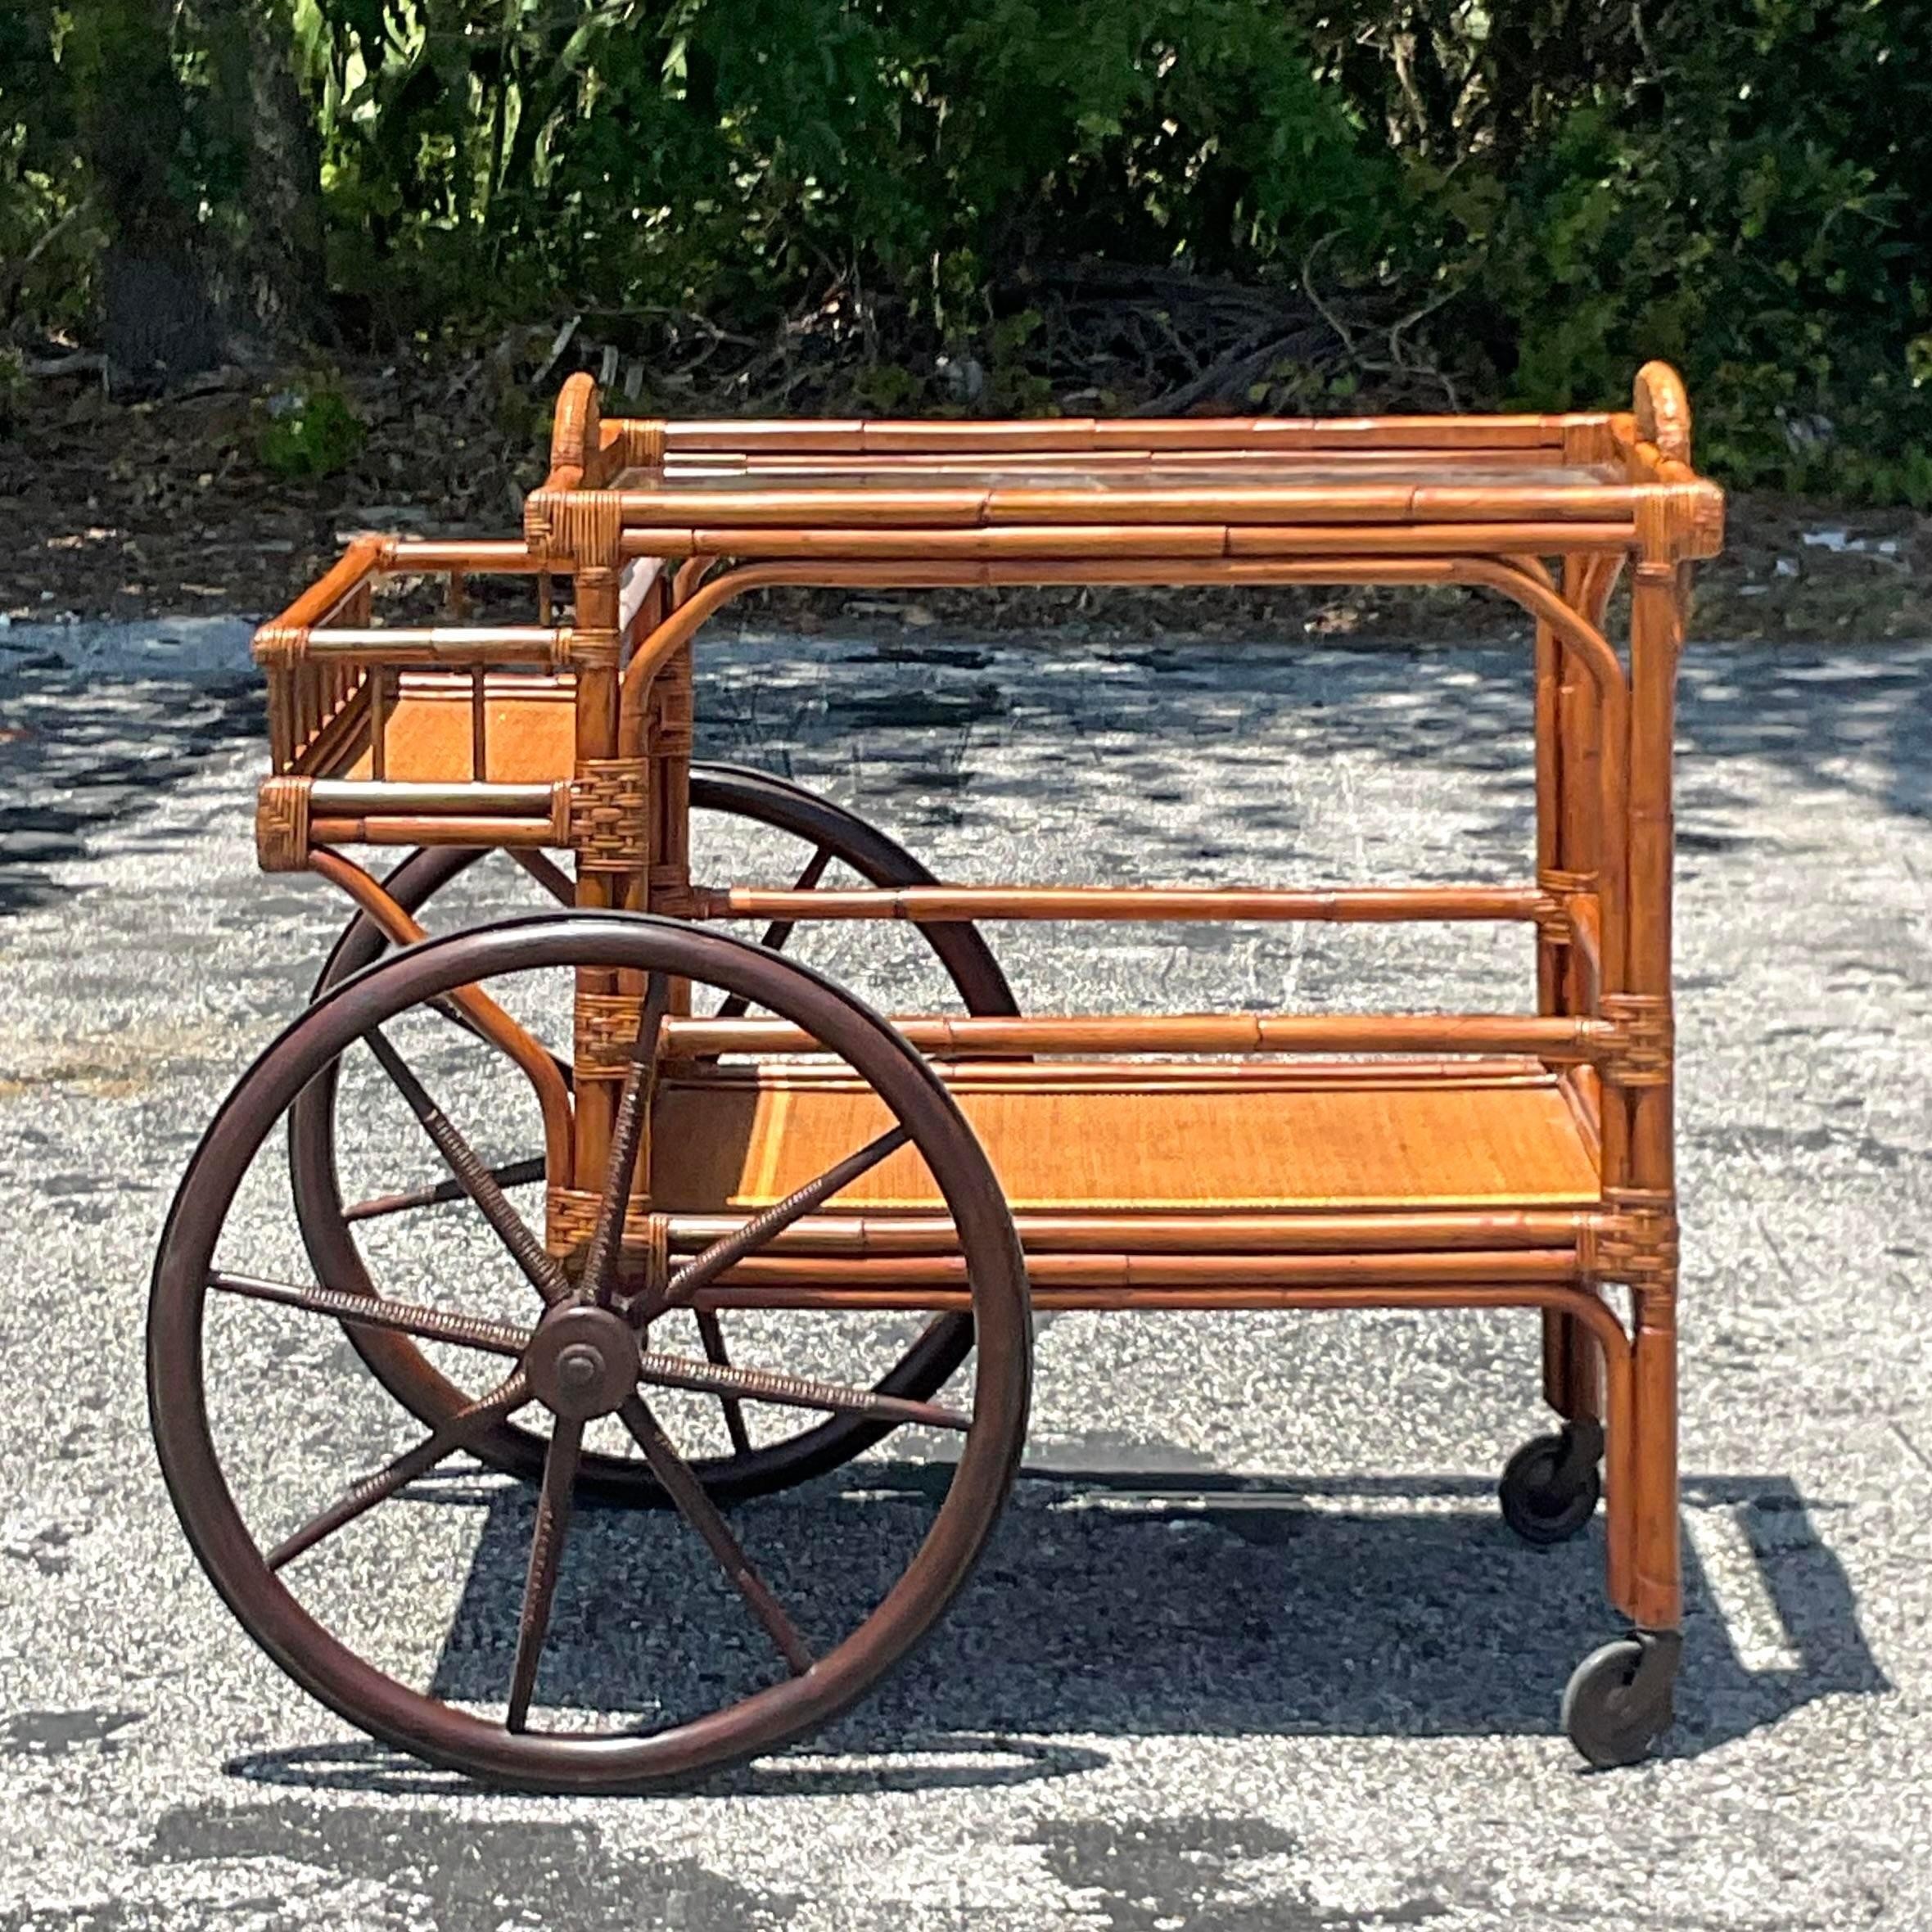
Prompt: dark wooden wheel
<box><xmin>288</xmin><ymin>765</ymin><xmax>1018</xmax><ymax>1505</ymax></box>
<box><xmin>151</xmin><ymin>913</ymin><xmax>1031</xmax><ymax>1791</ymax></box>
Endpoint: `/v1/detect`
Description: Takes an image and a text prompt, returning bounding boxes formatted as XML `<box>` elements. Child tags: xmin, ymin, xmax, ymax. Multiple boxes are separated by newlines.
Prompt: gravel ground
<box><xmin>0</xmin><ymin>613</ymin><xmax>1927</xmax><ymax>1930</ymax></box>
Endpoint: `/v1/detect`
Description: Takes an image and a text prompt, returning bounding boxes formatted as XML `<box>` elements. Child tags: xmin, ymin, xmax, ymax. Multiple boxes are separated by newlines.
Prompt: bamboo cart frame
<box><xmin>153</xmin><ymin>362</ymin><xmax>1722</xmax><ymax>1785</ymax></box>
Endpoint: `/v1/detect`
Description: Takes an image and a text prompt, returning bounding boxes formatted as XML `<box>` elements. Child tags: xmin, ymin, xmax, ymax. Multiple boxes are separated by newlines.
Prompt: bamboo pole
<box><xmin>692</xmin><ymin>885</ymin><xmax>1549</xmax><ymax>924</ymax></box>
<box><xmin>300</xmin><ymin>626</ymin><xmax>567</xmax><ymax>665</ymax></box>
<box><xmin>309</xmin><ymin>815</ymin><xmax>562</xmax><ymax>849</ymax></box>
<box><xmin>309</xmin><ymin>779</ymin><xmax>561</xmax><ymax>817</ymax></box>
<box><xmin>385</xmin><ymin>539</ymin><xmax>544</xmax><ymax>571</ymax></box>
<box><xmin>571</xmin><ymin>558</ymin><xmax>624</xmax><ymax>1195</ymax></box>
<box><xmin>659</xmin><ymin>1208</ymin><xmax>1588</xmax><ymax>1257</ymax></box>
<box><xmin>615</xmin><ymin>521</ymin><xmax>1638</xmax><ymax>562</ymax></box>
<box><xmin>660</xmin><ymin>1012</ymin><xmax>1614</xmax><ymax>1060</ymax></box>
<box><xmin>654</xmin><ymin>415</ymin><xmax>1578</xmax><ymax>456</ymax></box>
<box><xmin>1621</xmin><ymin>494</ymin><xmax>1686</xmax><ymax>1634</ymax></box>
<box><xmin>702</xmin><ymin>1248</ymin><xmax>1579</xmax><ymax>1289</ymax></box>
<box><xmin>664</xmin><ymin>445</ymin><xmax>1586</xmax><ymax>475</ymax></box>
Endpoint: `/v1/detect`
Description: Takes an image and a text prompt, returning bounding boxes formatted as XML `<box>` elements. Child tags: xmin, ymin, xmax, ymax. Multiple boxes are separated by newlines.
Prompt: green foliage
<box><xmin>0</xmin><ymin>2</ymin><xmax>95</xmax><ymax>335</ymax></box>
<box><xmin>285</xmin><ymin>0</ymin><xmax>1389</xmax><ymax>326</ymax></box>
<box><xmin>0</xmin><ymin>343</ymin><xmax>25</xmax><ymax>431</ymax></box>
<box><xmin>255</xmin><ymin>377</ymin><xmax>367</xmax><ymax>477</ymax></box>
<box><xmin>1411</xmin><ymin>1</ymin><xmax>1932</xmax><ymax>494</ymax></box>
<box><xmin>6</xmin><ymin>0</ymin><xmax>1932</xmax><ymax>499</ymax></box>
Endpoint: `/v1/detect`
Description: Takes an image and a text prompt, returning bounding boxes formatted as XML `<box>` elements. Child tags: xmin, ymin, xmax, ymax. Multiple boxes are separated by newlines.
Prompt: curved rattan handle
<box><xmin>1632</xmin><ymin>362</ymin><xmax>1691</xmax><ymax>466</ymax></box>
<box><xmin>548</xmin><ymin>370</ymin><xmax>601</xmax><ymax>476</ymax></box>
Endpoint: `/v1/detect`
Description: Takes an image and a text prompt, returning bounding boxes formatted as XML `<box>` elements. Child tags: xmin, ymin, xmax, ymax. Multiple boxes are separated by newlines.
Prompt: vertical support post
<box><xmin>342</xmin><ymin>579</ymin><xmax>374</xmax><ymax>769</ymax></box>
<box><xmin>294</xmin><ymin>659</ymin><xmax>317</xmax><ymax>753</ymax></box>
<box><xmin>1533</xmin><ymin>594</ymin><xmax>1563</xmax><ymax>1020</ymax></box>
<box><xmin>657</xmin><ymin>637</ymin><xmax>695</xmax><ymax>1021</ymax></box>
<box><xmin>450</xmin><ymin>567</ymin><xmax>486</xmax><ymax>779</ymax></box>
<box><xmin>571</xmin><ymin>550</ymin><xmax>624</xmax><ymax>1198</ymax></box>
<box><xmin>1540</xmin><ymin>553</ymin><xmax>1605</xmax><ymax>1429</ymax></box>
<box><xmin>469</xmin><ymin>666</ymin><xmax>487</xmax><ymax>779</ymax></box>
<box><xmin>368</xmin><ymin>666</ymin><xmax>390</xmax><ymax>781</ymax></box>
<box><xmin>630</xmin><ymin>567</ymin><xmax>693</xmax><ymax>1031</ymax></box>
<box><xmin>1535</xmin><ymin>571</ymin><xmax>1570</xmax><ymax>1415</ymax></box>
<box><xmin>1618</xmin><ymin>491</ymin><xmax>1686</xmax><ymax>1636</ymax></box>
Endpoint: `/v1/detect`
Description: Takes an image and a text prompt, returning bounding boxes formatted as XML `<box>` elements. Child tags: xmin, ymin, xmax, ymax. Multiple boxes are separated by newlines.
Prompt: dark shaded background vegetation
<box><xmin>3</xmin><ymin>2</ymin><xmax>1930</xmax><ymax>501</ymax></box>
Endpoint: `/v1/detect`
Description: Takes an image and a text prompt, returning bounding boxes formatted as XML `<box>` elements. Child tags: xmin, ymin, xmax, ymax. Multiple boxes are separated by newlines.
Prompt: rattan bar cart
<box><xmin>148</xmin><ymin>363</ymin><xmax>1722</xmax><ymax>1790</ymax></box>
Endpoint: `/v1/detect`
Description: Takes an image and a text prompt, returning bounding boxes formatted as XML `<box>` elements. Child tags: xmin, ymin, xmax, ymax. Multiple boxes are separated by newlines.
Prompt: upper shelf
<box><xmin>602</xmin><ymin>454</ymin><xmax>1641</xmax><ymax>533</ymax></box>
<box><xmin>528</xmin><ymin>363</ymin><xmax>1722</xmax><ymax>553</ymax></box>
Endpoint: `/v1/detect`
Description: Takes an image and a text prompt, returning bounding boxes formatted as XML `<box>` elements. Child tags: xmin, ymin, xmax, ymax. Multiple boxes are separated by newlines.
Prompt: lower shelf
<box><xmin>649</xmin><ymin>1058</ymin><xmax>1602</xmax><ymax>1216</ymax></box>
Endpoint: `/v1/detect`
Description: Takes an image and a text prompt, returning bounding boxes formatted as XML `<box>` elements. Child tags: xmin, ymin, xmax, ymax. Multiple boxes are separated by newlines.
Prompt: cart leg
<box><xmin>1535</xmin><ymin>554</ymin><xmax>1610</xmax><ymax>1442</ymax></box>
<box><xmin>1626</xmin><ymin>1273</ymin><xmax>1682</xmax><ymax>1636</ymax></box>
<box><xmin>1519</xmin><ymin>555</ymin><xmax>1609</xmax><ymax>1544</ymax></box>
<box><xmin>1562</xmin><ymin>1271</ymin><xmax>1680</xmax><ymax>1767</ymax></box>
<box><xmin>1560</xmin><ymin>482</ymin><xmax>1687</xmax><ymax>1767</ymax></box>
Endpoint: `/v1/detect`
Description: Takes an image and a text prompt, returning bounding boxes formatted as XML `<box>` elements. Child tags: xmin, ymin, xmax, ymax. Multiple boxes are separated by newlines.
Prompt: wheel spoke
<box><xmin>580</xmin><ymin>973</ymin><xmax>670</xmax><ymax>1308</ymax></box>
<box><xmin>638</xmin><ymin>1343</ymin><xmax>970</xmax><ymax>1433</ymax></box>
<box><xmin>269</xmin><ymin>1370</ymin><xmax>530</xmax><ymax>1571</ymax></box>
<box><xmin>692</xmin><ymin>1311</ymin><xmax>753</xmax><ymax>1453</ymax></box>
<box><xmin>617</xmin><ymin>1394</ymin><xmax>814</xmax><ymax>1676</ymax></box>
<box><xmin>342</xmin><ymin>1156</ymin><xmax>548</xmax><ymax>1224</ymax></box>
<box><xmin>712</xmin><ymin>844</ymin><xmax>834</xmax><ymax>1018</ymax></box>
<box><xmin>364</xmin><ymin>1027</ymin><xmax>569</xmax><ymax>1306</ymax></box>
<box><xmin>506</xmin><ymin>1414</ymin><xmax>585</xmax><ymax>1732</ymax></box>
<box><xmin>641</xmin><ymin>1125</ymin><xmax>910</xmax><ymax>1324</ymax></box>
<box><xmin>210</xmin><ymin>1271</ymin><xmax>530</xmax><ymax>1356</ymax></box>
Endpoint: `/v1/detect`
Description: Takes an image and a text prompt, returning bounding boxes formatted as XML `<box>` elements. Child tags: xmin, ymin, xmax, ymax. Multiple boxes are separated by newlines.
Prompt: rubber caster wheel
<box><xmin>1499</xmin><ymin>1422</ymin><xmax>1602</xmax><ymax>1546</ymax></box>
<box><xmin>1562</xmin><ymin>1633</ymin><xmax>1679</xmax><ymax>1768</ymax></box>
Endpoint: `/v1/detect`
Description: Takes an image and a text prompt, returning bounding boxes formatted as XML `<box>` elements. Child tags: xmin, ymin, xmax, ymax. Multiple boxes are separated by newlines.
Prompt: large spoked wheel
<box><xmin>289</xmin><ymin>765</ymin><xmax>1018</xmax><ymax>1505</ymax></box>
<box><xmin>151</xmin><ymin>913</ymin><xmax>1031</xmax><ymax>1791</ymax></box>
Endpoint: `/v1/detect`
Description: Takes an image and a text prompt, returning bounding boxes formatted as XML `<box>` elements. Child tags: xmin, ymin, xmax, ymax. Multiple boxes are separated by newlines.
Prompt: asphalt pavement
<box><xmin>0</xmin><ymin>610</ymin><xmax>1928</xmax><ymax>1930</ymax></box>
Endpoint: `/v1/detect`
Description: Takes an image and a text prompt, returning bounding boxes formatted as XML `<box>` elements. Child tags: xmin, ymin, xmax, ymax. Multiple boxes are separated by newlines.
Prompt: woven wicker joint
<box><xmin>570</xmin><ymin>760</ymin><xmax>651</xmax><ymax>871</ymax></box>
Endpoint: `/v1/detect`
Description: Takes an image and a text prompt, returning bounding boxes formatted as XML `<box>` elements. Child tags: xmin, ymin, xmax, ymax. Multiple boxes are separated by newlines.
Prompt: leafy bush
<box><xmin>7</xmin><ymin>0</ymin><xmax>1932</xmax><ymax>498</ymax></box>
<box><xmin>1409</xmin><ymin>2</ymin><xmax>1932</xmax><ymax>496</ymax></box>
<box><xmin>255</xmin><ymin>378</ymin><xmax>366</xmax><ymax>478</ymax></box>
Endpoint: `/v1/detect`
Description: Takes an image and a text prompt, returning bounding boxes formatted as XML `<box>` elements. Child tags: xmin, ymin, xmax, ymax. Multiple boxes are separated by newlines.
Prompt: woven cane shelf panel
<box><xmin>340</xmin><ymin>672</ymin><xmax>578</xmax><ymax>783</ymax></box>
<box><xmin>648</xmin><ymin>1063</ymin><xmax>1602</xmax><ymax>1215</ymax></box>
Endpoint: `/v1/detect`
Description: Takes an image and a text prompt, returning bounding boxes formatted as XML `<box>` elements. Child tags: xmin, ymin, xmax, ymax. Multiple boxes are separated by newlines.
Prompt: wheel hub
<box><xmin>524</xmin><ymin>1304</ymin><xmax>637</xmax><ymax>1420</ymax></box>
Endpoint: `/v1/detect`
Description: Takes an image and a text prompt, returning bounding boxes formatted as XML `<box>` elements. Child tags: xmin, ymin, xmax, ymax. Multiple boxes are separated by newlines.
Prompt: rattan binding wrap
<box><xmin>570</xmin><ymin>759</ymin><xmax>650</xmax><ymax>870</ymax></box>
<box><xmin>255</xmin><ymin>776</ymin><xmax>312</xmax><ymax>872</ymax></box>
<box><xmin>545</xmin><ymin>1185</ymin><xmax>670</xmax><ymax>1287</ymax></box>
<box><xmin>1583</xmin><ymin>1188</ymin><xmax>1679</xmax><ymax>1290</ymax></box>
<box><xmin>1600</xmin><ymin>993</ymin><xmax>1672</xmax><ymax>1086</ymax></box>
<box><xmin>557</xmin><ymin>625</ymin><xmax>617</xmax><ymax>670</ymax></box>
<box><xmin>574</xmin><ymin>992</ymin><xmax>643</xmax><ymax>1081</ymax></box>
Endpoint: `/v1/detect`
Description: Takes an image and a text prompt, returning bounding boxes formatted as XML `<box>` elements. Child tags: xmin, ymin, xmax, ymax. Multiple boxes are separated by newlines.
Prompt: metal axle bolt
<box><xmin>556</xmin><ymin>1343</ymin><xmax>603</xmax><ymax>1393</ymax></box>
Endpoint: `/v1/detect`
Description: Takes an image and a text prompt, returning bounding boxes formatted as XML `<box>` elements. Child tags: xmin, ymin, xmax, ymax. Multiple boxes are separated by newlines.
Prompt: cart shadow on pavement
<box><xmin>0</xmin><ymin>655</ymin><xmax>261</xmax><ymax>914</ymax></box>
<box><xmin>228</xmin><ymin>1457</ymin><xmax>1883</xmax><ymax>1799</ymax></box>
<box><xmin>223</xmin><ymin>1733</ymin><xmax>1110</xmax><ymax>1800</ymax></box>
